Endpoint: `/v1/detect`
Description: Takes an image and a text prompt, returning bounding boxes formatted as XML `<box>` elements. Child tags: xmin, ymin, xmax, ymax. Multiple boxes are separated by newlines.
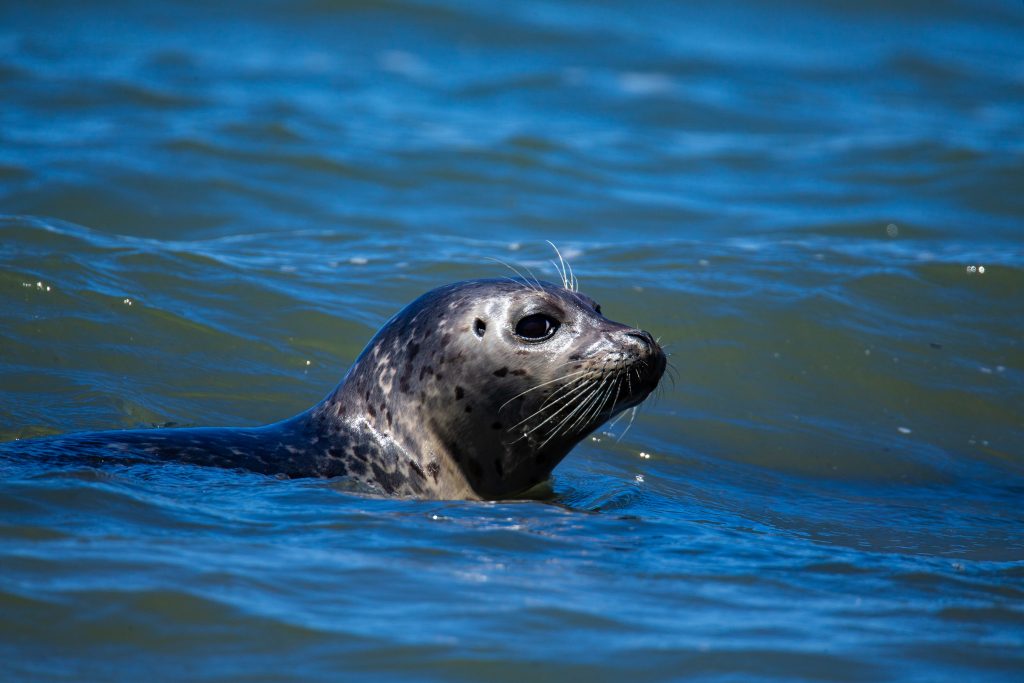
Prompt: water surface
<box><xmin>1</xmin><ymin>1</ymin><xmax>1022</xmax><ymax>681</ymax></box>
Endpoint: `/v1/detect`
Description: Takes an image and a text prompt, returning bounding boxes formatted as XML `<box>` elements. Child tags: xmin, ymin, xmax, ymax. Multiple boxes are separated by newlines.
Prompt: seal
<box><xmin>4</xmin><ymin>278</ymin><xmax>666</xmax><ymax>500</ymax></box>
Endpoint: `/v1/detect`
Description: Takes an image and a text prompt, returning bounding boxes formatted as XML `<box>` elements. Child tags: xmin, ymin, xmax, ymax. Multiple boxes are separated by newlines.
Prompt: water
<box><xmin>2</xmin><ymin>0</ymin><xmax>1023</xmax><ymax>680</ymax></box>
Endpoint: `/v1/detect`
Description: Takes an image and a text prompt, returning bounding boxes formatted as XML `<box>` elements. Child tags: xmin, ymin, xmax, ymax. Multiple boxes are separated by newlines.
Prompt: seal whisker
<box><xmin>538</xmin><ymin>380</ymin><xmax>605</xmax><ymax>449</ymax></box>
<box><xmin>664</xmin><ymin>361</ymin><xmax>679</xmax><ymax>389</ymax></box>
<box><xmin>580</xmin><ymin>371</ymin><xmax>622</xmax><ymax>430</ymax></box>
<box><xmin>508</xmin><ymin>377</ymin><xmax>592</xmax><ymax>434</ymax></box>
<box><xmin>515</xmin><ymin>377</ymin><xmax>600</xmax><ymax>435</ymax></box>
<box><xmin>546</xmin><ymin>240</ymin><xmax>575</xmax><ymax>292</ymax></box>
<box><xmin>530</xmin><ymin>376</ymin><xmax>604</xmax><ymax>441</ymax></box>
<box><xmin>485</xmin><ymin>257</ymin><xmax>542</xmax><ymax>293</ymax></box>
<box><xmin>497</xmin><ymin>369</ymin><xmax>589</xmax><ymax>412</ymax></box>
<box><xmin>608</xmin><ymin>372</ymin><xmax>627</xmax><ymax>417</ymax></box>
<box><xmin>615</xmin><ymin>407</ymin><xmax>638</xmax><ymax>444</ymax></box>
<box><xmin>562</xmin><ymin>372</ymin><xmax>620</xmax><ymax>443</ymax></box>
<box><xmin>497</xmin><ymin>275</ymin><xmax>531</xmax><ymax>290</ymax></box>
<box><xmin>522</xmin><ymin>263</ymin><xmax>545</xmax><ymax>292</ymax></box>
<box><xmin>515</xmin><ymin>380</ymin><xmax>595</xmax><ymax>447</ymax></box>
<box><xmin>549</xmin><ymin>259</ymin><xmax>566</xmax><ymax>290</ymax></box>
<box><xmin>536</xmin><ymin>379</ymin><xmax>592</xmax><ymax>414</ymax></box>
<box><xmin>513</xmin><ymin>377</ymin><xmax>593</xmax><ymax>431</ymax></box>
<box><xmin>588</xmin><ymin>372</ymin><xmax>626</xmax><ymax>429</ymax></box>
<box><xmin>607</xmin><ymin>399</ymin><xmax>631</xmax><ymax>429</ymax></box>
<box><xmin>515</xmin><ymin>372</ymin><xmax>595</xmax><ymax>418</ymax></box>
<box><xmin>566</xmin><ymin>254</ymin><xmax>578</xmax><ymax>293</ymax></box>
<box><xmin>554</xmin><ymin>370</ymin><xmax>619</xmax><ymax>443</ymax></box>
<box><xmin>553</xmin><ymin>382</ymin><xmax>607</xmax><ymax>443</ymax></box>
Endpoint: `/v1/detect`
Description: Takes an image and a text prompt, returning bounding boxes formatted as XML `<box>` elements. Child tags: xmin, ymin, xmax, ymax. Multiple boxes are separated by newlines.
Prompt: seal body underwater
<box><xmin>2</xmin><ymin>278</ymin><xmax>666</xmax><ymax>500</ymax></box>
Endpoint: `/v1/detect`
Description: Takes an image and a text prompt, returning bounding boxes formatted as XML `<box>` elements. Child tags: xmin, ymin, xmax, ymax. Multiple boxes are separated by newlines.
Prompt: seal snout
<box><xmin>624</xmin><ymin>329</ymin><xmax>656</xmax><ymax>352</ymax></box>
<box><xmin>621</xmin><ymin>328</ymin><xmax>666</xmax><ymax>389</ymax></box>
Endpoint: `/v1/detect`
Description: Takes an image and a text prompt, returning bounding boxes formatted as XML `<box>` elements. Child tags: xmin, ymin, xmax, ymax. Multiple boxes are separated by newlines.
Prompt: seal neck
<box><xmin>308</xmin><ymin>378</ymin><xmax>479</xmax><ymax>499</ymax></box>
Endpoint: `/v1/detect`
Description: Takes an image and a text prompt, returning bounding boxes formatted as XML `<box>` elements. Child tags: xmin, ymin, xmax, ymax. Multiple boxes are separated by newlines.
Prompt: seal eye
<box><xmin>515</xmin><ymin>314</ymin><xmax>559</xmax><ymax>341</ymax></box>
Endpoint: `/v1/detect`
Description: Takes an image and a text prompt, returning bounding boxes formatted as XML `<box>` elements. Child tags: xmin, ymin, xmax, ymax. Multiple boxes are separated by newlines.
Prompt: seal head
<box><xmin>316</xmin><ymin>278</ymin><xmax>666</xmax><ymax>498</ymax></box>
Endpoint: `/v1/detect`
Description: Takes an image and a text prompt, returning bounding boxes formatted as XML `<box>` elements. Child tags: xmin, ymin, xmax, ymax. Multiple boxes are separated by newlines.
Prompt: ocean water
<box><xmin>1</xmin><ymin>1</ymin><xmax>1023</xmax><ymax>681</ymax></box>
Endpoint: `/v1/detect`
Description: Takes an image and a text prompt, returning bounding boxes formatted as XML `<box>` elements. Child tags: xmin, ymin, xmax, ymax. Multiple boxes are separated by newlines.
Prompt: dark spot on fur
<box><xmin>367</xmin><ymin>405</ymin><xmax>377</xmax><ymax>418</ymax></box>
<box><xmin>442</xmin><ymin>333</ymin><xmax>451</xmax><ymax>346</ymax></box>
<box><xmin>435</xmin><ymin>373</ymin><xmax>443</xmax><ymax>381</ymax></box>
<box><xmin>493</xmin><ymin>367</ymin><xmax>508</xmax><ymax>377</ymax></box>
<box><xmin>409</xmin><ymin>460</ymin><xmax>426</xmax><ymax>481</ymax></box>
<box><xmin>511</xmin><ymin>369</ymin><xmax>527</xmax><ymax>376</ymax></box>
<box><xmin>427</xmin><ymin>460</ymin><xmax>440</xmax><ymax>482</ymax></box>
<box><xmin>348</xmin><ymin>459</ymin><xmax>367</xmax><ymax>476</ymax></box>
<box><xmin>371</xmin><ymin>462</ymin><xmax>403</xmax><ymax>494</ymax></box>
<box><xmin>408</xmin><ymin>343</ymin><xmax>420</xmax><ymax>361</ymax></box>
<box><xmin>465</xmin><ymin>405</ymin><xmax>472</xmax><ymax>413</ymax></box>
<box><xmin>455</xmin><ymin>386</ymin><xmax>465</xmax><ymax>400</ymax></box>
<box><xmin>321</xmin><ymin>453</ymin><xmax>348</xmax><ymax>477</ymax></box>
<box><xmin>386</xmin><ymin>410</ymin><xmax>393</xmax><ymax>426</ymax></box>
<box><xmin>569</xmin><ymin>354</ymin><xmax>581</xmax><ymax>361</ymax></box>
<box><xmin>491</xmin><ymin>422</ymin><xmax>502</xmax><ymax>430</ymax></box>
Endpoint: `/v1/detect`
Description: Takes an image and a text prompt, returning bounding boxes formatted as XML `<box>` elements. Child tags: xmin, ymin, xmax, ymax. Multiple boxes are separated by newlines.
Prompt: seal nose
<box><xmin>622</xmin><ymin>328</ymin><xmax>667</xmax><ymax>389</ymax></box>
<box><xmin>624</xmin><ymin>329</ymin><xmax>656</xmax><ymax>352</ymax></box>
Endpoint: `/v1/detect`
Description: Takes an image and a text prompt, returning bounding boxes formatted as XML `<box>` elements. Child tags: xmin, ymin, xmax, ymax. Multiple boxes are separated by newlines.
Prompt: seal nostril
<box><xmin>625</xmin><ymin>329</ymin><xmax>655</xmax><ymax>351</ymax></box>
<box><xmin>474</xmin><ymin>319</ymin><xmax>486</xmax><ymax>338</ymax></box>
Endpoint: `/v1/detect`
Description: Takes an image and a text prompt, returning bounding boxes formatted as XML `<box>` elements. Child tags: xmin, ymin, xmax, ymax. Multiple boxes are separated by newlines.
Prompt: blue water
<box><xmin>1</xmin><ymin>1</ymin><xmax>1023</xmax><ymax>681</ymax></box>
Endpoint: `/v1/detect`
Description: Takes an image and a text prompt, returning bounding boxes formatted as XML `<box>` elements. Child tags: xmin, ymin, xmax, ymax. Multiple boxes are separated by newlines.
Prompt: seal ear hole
<box><xmin>595</xmin><ymin>304</ymin><xmax>602</xmax><ymax>315</ymax></box>
<box><xmin>474</xmin><ymin>319</ymin><xmax>487</xmax><ymax>338</ymax></box>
